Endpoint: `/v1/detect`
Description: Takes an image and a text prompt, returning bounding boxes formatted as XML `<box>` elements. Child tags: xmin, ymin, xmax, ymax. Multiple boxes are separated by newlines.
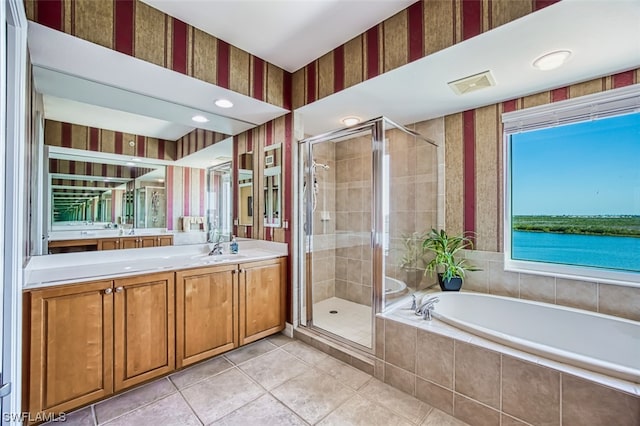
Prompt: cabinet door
<box><xmin>139</xmin><ymin>236</ymin><xmax>157</xmax><ymax>248</ymax></box>
<box><xmin>175</xmin><ymin>265</ymin><xmax>238</xmax><ymax>368</ymax></box>
<box><xmin>28</xmin><ymin>281</ymin><xmax>114</xmax><ymax>415</ymax></box>
<box><xmin>113</xmin><ymin>272</ymin><xmax>175</xmax><ymax>391</ymax></box>
<box><xmin>239</xmin><ymin>257</ymin><xmax>286</xmax><ymax>345</ymax></box>
<box><xmin>120</xmin><ymin>237</ymin><xmax>138</xmax><ymax>250</ymax></box>
<box><xmin>158</xmin><ymin>235</ymin><xmax>173</xmax><ymax>246</ymax></box>
<box><xmin>98</xmin><ymin>238</ymin><xmax>120</xmax><ymax>250</ymax></box>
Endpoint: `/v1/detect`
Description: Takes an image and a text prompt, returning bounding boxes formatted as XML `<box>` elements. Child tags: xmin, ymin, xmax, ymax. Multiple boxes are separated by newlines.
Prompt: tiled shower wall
<box><xmin>311</xmin><ymin>120</ymin><xmax>442</xmax><ymax>308</ymax></box>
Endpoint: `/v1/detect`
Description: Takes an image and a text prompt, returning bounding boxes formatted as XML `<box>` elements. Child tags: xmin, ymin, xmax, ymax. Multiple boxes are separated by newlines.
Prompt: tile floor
<box><xmin>50</xmin><ymin>334</ymin><xmax>469</xmax><ymax>426</ymax></box>
<box><xmin>312</xmin><ymin>297</ymin><xmax>372</xmax><ymax>348</ymax></box>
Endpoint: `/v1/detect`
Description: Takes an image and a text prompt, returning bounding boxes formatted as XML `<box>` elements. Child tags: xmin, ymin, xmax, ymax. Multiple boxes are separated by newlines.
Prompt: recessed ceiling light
<box><xmin>532</xmin><ymin>50</ymin><xmax>571</xmax><ymax>71</ymax></box>
<box><xmin>215</xmin><ymin>99</ymin><xmax>234</xmax><ymax>108</ymax></box>
<box><xmin>341</xmin><ymin>116</ymin><xmax>361</xmax><ymax>126</ymax></box>
<box><xmin>130</xmin><ymin>158</ymin><xmax>142</xmax><ymax>162</ymax></box>
<box><xmin>192</xmin><ymin>115</ymin><xmax>209</xmax><ymax>123</ymax></box>
<box><xmin>126</xmin><ymin>162</ymin><xmax>135</xmax><ymax>166</ymax></box>
<box><xmin>157</xmin><ymin>179</ymin><xmax>164</xmax><ymax>183</ymax></box>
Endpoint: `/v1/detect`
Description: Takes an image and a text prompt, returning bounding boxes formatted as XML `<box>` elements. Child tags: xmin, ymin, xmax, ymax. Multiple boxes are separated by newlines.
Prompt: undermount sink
<box><xmin>190</xmin><ymin>253</ymin><xmax>247</xmax><ymax>264</ymax></box>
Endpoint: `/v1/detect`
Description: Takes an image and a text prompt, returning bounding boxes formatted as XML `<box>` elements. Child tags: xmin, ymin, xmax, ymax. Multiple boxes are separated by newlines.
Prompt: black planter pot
<box><xmin>438</xmin><ymin>274</ymin><xmax>463</xmax><ymax>291</ymax></box>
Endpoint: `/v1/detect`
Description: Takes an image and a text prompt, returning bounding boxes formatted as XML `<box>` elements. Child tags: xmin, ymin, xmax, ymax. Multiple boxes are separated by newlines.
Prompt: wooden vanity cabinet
<box><xmin>113</xmin><ymin>272</ymin><xmax>175</xmax><ymax>391</ymax></box>
<box><xmin>51</xmin><ymin>235</ymin><xmax>174</xmax><ymax>252</ymax></box>
<box><xmin>239</xmin><ymin>257</ymin><xmax>287</xmax><ymax>345</ymax></box>
<box><xmin>97</xmin><ymin>238</ymin><xmax>120</xmax><ymax>250</ymax></box>
<box><xmin>175</xmin><ymin>264</ymin><xmax>238</xmax><ymax>368</ymax></box>
<box><xmin>27</xmin><ymin>280</ymin><xmax>114</xmax><ymax>417</ymax></box>
<box><xmin>25</xmin><ymin>272</ymin><xmax>175</xmax><ymax>416</ymax></box>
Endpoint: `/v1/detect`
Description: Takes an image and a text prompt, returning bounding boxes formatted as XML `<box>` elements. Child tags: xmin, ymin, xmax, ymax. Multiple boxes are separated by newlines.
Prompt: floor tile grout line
<box><xmin>310</xmin><ymin>389</ymin><xmax>359</xmax><ymax>425</ymax></box>
<box><xmin>264</xmin><ymin>390</ymin><xmax>313</xmax><ymax>426</ymax></box>
<box><xmin>175</xmin><ymin>386</ymin><xmax>206</xmax><ymax>426</ymax></box>
<box><xmin>170</xmin><ymin>360</ymin><xmax>236</xmax><ymax>393</ymax></box>
<box><xmin>98</xmin><ymin>391</ymin><xmax>183</xmax><ymax>426</ymax></box>
<box><xmin>354</xmin><ymin>378</ymin><xmax>431</xmax><ymax>425</ymax></box>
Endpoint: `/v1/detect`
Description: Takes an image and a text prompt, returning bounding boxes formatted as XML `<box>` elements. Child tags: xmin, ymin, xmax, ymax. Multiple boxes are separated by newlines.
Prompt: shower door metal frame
<box><xmin>298</xmin><ymin>116</ymin><xmax>437</xmax><ymax>351</ymax></box>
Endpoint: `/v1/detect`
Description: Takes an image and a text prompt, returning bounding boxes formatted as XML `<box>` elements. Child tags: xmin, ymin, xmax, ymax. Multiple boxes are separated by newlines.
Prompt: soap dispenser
<box><xmin>230</xmin><ymin>235</ymin><xmax>238</xmax><ymax>254</ymax></box>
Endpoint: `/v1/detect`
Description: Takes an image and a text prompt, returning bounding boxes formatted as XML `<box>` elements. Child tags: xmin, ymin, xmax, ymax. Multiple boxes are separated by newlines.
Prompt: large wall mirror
<box><xmin>264</xmin><ymin>143</ymin><xmax>282</xmax><ymax>228</ymax></box>
<box><xmin>48</xmin><ymin>146</ymin><xmax>166</xmax><ymax>231</ymax></box>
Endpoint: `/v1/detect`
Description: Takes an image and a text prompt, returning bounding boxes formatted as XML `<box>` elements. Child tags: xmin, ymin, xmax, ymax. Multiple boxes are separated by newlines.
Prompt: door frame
<box><xmin>2</xmin><ymin>0</ymin><xmax>28</xmax><ymax>421</ymax></box>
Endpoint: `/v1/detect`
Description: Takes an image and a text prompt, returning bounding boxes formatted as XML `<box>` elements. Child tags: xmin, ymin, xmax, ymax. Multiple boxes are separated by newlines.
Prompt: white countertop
<box><xmin>24</xmin><ymin>239</ymin><xmax>288</xmax><ymax>289</ymax></box>
<box><xmin>48</xmin><ymin>228</ymin><xmax>170</xmax><ymax>241</ymax></box>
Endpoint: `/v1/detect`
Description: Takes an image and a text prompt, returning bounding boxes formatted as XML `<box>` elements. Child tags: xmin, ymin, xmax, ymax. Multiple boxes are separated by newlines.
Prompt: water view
<box><xmin>512</xmin><ymin>231</ymin><xmax>640</xmax><ymax>272</ymax></box>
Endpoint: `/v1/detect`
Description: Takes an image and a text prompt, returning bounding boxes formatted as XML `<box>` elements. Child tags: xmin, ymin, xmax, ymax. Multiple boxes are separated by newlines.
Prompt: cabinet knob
<box><xmin>115</xmin><ymin>286</ymin><xmax>124</xmax><ymax>293</ymax></box>
<box><xmin>104</xmin><ymin>288</ymin><xmax>113</xmax><ymax>295</ymax></box>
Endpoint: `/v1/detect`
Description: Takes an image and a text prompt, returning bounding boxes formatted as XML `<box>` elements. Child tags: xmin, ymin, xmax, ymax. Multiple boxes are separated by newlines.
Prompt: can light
<box><xmin>341</xmin><ymin>116</ymin><xmax>361</xmax><ymax>126</ymax></box>
<box><xmin>215</xmin><ymin>99</ymin><xmax>234</xmax><ymax>108</ymax></box>
<box><xmin>532</xmin><ymin>50</ymin><xmax>572</xmax><ymax>71</ymax></box>
<box><xmin>192</xmin><ymin>115</ymin><xmax>209</xmax><ymax>123</ymax></box>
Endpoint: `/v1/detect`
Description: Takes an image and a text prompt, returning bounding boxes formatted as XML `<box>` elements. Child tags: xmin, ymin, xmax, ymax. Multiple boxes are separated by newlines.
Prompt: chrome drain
<box><xmin>329</xmin><ymin>310</ymin><xmax>338</xmax><ymax>314</ymax></box>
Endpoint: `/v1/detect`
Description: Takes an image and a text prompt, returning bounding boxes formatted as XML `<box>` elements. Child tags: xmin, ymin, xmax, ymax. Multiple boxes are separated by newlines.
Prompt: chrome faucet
<box><xmin>208</xmin><ymin>238</ymin><xmax>224</xmax><ymax>256</ymax></box>
<box><xmin>415</xmin><ymin>296</ymin><xmax>440</xmax><ymax>321</ymax></box>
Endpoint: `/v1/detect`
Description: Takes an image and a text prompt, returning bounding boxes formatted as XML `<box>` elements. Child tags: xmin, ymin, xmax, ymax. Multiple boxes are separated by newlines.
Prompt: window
<box><xmin>503</xmin><ymin>85</ymin><xmax>640</xmax><ymax>286</ymax></box>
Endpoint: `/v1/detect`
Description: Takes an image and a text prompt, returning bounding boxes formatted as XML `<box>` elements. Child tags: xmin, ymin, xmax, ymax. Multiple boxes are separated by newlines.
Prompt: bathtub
<box><xmin>422</xmin><ymin>292</ymin><xmax>640</xmax><ymax>383</ymax></box>
<box><xmin>384</xmin><ymin>277</ymin><xmax>407</xmax><ymax>296</ymax></box>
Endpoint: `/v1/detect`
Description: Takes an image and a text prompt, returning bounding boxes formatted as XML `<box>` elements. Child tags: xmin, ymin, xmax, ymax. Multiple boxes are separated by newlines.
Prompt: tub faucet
<box><xmin>416</xmin><ymin>296</ymin><xmax>440</xmax><ymax>321</ymax></box>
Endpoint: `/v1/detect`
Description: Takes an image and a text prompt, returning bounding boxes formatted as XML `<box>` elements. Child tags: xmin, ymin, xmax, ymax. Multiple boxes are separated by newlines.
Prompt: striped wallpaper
<box><xmin>444</xmin><ymin>69</ymin><xmax>640</xmax><ymax>253</ymax></box>
<box><xmin>166</xmin><ymin>165</ymin><xmax>206</xmax><ymax>231</ymax></box>
<box><xmin>25</xmin><ymin>0</ymin><xmax>291</xmax><ymax>109</ymax></box>
<box><xmin>176</xmin><ymin>127</ymin><xmax>229</xmax><ymax>160</ymax></box>
<box><xmin>45</xmin><ymin>119</ymin><xmax>177</xmax><ymax>161</ymax></box>
<box><xmin>292</xmin><ymin>0</ymin><xmax>561</xmax><ymax>109</ymax></box>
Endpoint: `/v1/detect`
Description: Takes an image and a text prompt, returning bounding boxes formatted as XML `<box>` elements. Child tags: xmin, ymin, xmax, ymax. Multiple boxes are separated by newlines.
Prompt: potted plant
<box><xmin>422</xmin><ymin>229</ymin><xmax>479</xmax><ymax>291</ymax></box>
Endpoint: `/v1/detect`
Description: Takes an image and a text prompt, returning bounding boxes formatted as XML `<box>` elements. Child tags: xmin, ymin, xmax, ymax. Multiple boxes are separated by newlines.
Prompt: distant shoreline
<box><xmin>512</xmin><ymin>215</ymin><xmax>640</xmax><ymax>238</ymax></box>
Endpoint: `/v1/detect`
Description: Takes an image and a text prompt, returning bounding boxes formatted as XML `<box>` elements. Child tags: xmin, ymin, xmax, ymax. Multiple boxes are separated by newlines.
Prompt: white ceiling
<box><xmin>141</xmin><ymin>0</ymin><xmax>416</xmax><ymax>72</ymax></box>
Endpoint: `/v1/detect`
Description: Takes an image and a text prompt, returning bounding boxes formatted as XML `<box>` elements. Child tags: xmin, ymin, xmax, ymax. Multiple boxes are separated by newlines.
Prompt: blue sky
<box><xmin>511</xmin><ymin>112</ymin><xmax>640</xmax><ymax>216</ymax></box>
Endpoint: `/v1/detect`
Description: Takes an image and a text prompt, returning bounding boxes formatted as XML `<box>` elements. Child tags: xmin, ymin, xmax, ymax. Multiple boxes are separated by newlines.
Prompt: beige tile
<box><xmin>374</xmin><ymin>358</ymin><xmax>385</xmax><ymax>381</ymax></box>
<box><xmin>181</xmin><ymin>368</ymin><xmax>264</xmax><ymax>424</ymax></box>
<box><xmin>416</xmin><ymin>378</ymin><xmax>453</xmax><ymax>415</ymax></box>
<box><xmin>463</xmin><ymin>261</ymin><xmax>489</xmax><ymax>293</ymax></box>
<box><xmin>360</xmin><ymin>378</ymin><xmax>432</xmax><ymax>424</ymax></box>
<box><xmin>318</xmin><ymin>394</ymin><xmax>414</xmax><ymax>426</ymax></box>
<box><xmin>328</xmin><ymin>345</ymin><xmax>353</xmax><ymax>365</ymax></box>
<box><xmin>271</xmin><ymin>369</ymin><xmax>354</xmax><ymax>424</ymax></box>
<box><xmin>453</xmin><ymin>394</ymin><xmax>500</xmax><ymax>426</ymax></box>
<box><xmin>315</xmin><ymin>355</ymin><xmax>371</xmax><ymax>390</ymax></box>
<box><xmin>46</xmin><ymin>407</ymin><xmax>93</xmax><ymax>426</ymax></box>
<box><xmin>102</xmin><ymin>393</ymin><xmax>199</xmax><ymax>426</ymax></box>
<box><xmin>211</xmin><ymin>394</ymin><xmax>305</xmax><ymax>426</ymax></box>
<box><xmin>519</xmin><ymin>274</ymin><xmax>555</xmax><ymax>304</ymax></box>
<box><xmin>454</xmin><ymin>342</ymin><xmax>500</xmax><ymax>409</ymax></box>
<box><xmin>488</xmin><ymin>261</ymin><xmax>519</xmax><ymax>297</ymax></box>
<box><xmin>267</xmin><ymin>333</ymin><xmax>295</xmax><ymax>346</ymax></box>
<box><xmin>169</xmin><ymin>355</ymin><xmax>233</xmax><ymax>389</ymax></box>
<box><xmin>416</xmin><ymin>329</ymin><xmax>453</xmax><ymax>388</ymax></box>
<box><xmin>421</xmin><ymin>408</ymin><xmax>469</xmax><ymax>426</ymax></box>
<box><xmin>375</xmin><ymin>317</ymin><xmax>385</xmax><ymax>359</ymax></box>
<box><xmin>500</xmin><ymin>414</ymin><xmax>529</xmax><ymax>426</ymax></box>
<box><xmin>95</xmin><ymin>378</ymin><xmax>176</xmax><ymax>424</ymax></box>
<box><xmin>224</xmin><ymin>339</ymin><xmax>278</xmax><ymax>365</ymax></box>
<box><xmin>562</xmin><ymin>374</ymin><xmax>640</xmax><ymax>426</ymax></box>
<box><xmin>351</xmin><ymin>356</ymin><xmax>375</xmax><ymax>376</ymax></box>
<box><xmin>384</xmin><ymin>362</ymin><xmax>416</xmax><ymax>396</ymax></box>
<box><xmin>502</xmin><ymin>357</ymin><xmax>560</xmax><ymax>426</ymax></box>
<box><xmin>239</xmin><ymin>348</ymin><xmax>308</xmax><ymax>390</ymax></box>
<box><xmin>598</xmin><ymin>283</ymin><xmax>640</xmax><ymax>321</ymax></box>
<box><xmin>385</xmin><ymin>319</ymin><xmax>417</xmax><ymax>373</ymax></box>
<box><xmin>555</xmin><ymin>278</ymin><xmax>597</xmax><ymax>312</ymax></box>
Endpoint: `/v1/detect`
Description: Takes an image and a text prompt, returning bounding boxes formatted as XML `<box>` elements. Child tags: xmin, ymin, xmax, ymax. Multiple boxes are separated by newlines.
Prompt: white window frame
<box><xmin>503</xmin><ymin>84</ymin><xmax>640</xmax><ymax>288</ymax></box>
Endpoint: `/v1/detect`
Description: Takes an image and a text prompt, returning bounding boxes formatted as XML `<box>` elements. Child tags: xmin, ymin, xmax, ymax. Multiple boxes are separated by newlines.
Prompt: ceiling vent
<box><xmin>448</xmin><ymin>70</ymin><xmax>496</xmax><ymax>95</ymax></box>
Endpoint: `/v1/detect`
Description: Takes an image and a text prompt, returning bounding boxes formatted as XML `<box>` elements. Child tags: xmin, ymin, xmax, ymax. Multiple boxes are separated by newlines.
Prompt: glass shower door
<box><xmin>304</xmin><ymin>127</ymin><xmax>374</xmax><ymax>349</ymax></box>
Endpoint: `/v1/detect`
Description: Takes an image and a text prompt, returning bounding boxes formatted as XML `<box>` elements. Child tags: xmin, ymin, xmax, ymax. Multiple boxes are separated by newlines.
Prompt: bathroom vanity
<box><xmin>22</xmin><ymin>241</ymin><xmax>287</xmax><ymax>419</ymax></box>
<box><xmin>47</xmin><ymin>231</ymin><xmax>174</xmax><ymax>254</ymax></box>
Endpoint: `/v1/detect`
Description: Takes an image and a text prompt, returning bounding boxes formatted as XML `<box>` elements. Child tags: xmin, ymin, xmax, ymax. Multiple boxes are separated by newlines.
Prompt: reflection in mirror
<box><xmin>264</xmin><ymin>143</ymin><xmax>282</xmax><ymax>228</ymax></box>
<box><xmin>48</xmin><ymin>147</ymin><xmax>166</xmax><ymax>230</ymax></box>
<box><xmin>207</xmin><ymin>162</ymin><xmax>232</xmax><ymax>241</ymax></box>
<box><xmin>238</xmin><ymin>152</ymin><xmax>253</xmax><ymax>226</ymax></box>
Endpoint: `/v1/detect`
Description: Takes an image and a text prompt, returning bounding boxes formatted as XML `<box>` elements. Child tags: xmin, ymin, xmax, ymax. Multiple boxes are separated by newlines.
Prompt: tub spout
<box><xmin>416</xmin><ymin>296</ymin><xmax>440</xmax><ymax>321</ymax></box>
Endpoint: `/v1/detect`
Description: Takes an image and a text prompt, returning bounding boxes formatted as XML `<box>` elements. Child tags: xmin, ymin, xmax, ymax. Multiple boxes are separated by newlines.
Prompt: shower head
<box><xmin>312</xmin><ymin>161</ymin><xmax>330</xmax><ymax>171</ymax></box>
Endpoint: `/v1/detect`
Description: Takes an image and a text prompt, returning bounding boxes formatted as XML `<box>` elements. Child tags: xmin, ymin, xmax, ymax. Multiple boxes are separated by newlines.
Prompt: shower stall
<box><xmin>299</xmin><ymin>117</ymin><xmax>439</xmax><ymax>350</ymax></box>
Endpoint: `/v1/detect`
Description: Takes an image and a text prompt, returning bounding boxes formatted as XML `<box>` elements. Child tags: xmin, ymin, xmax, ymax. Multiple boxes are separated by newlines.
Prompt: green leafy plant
<box><xmin>422</xmin><ymin>229</ymin><xmax>480</xmax><ymax>281</ymax></box>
